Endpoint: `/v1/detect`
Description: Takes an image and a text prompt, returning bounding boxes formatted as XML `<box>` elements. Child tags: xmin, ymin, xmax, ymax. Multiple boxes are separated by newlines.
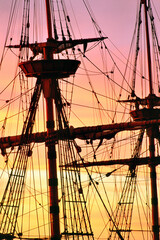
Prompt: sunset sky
<box><xmin>1</xmin><ymin>1</ymin><xmax>160</xmax><ymax>239</ymax></box>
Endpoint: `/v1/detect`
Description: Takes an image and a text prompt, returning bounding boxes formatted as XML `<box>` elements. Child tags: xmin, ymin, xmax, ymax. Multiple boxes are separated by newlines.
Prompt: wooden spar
<box><xmin>0</xmin><ymin>132</ymin><xmax>47</xmax><ymax>153</ymax></box>
<box><xmin>1</xmin><ymin>118</ymin><xmax>160</xmax><ymax>150</ymax></box>
<box><xmin>60</xmin><ymin>156</ymin><xmax>160</xmax><ymax>168</ymax></box>
<box><xmin>7</xmin><ymin>37</ymin><xmax>107</xmax><ymax>53</ymax></box>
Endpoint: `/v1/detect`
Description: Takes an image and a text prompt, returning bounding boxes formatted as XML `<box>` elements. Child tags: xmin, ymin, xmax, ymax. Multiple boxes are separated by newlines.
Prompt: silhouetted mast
<box><xmin>142</xmin><ymin>1</ymin><xmax>159</xmax><ymax>239</ymax></box>
<box><xmin>43</xmin><ymin>0</ymin><xmax>60</xmax><ymax>239</ymax></box>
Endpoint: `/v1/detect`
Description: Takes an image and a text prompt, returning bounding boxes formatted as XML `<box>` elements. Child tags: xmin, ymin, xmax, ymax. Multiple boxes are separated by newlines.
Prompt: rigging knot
<box><xmin>1</xmin><ymin>148</ymin><xmax>6</xmax><ymax>157</ymax></box>
<box><xmin>75</xmin><ymin>143</ymin><xmax>81</xmax><ymax>153</ymax></box>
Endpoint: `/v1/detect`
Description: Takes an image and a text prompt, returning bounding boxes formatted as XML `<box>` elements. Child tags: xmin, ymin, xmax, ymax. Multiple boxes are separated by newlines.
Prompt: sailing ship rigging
<box><xmin>0</xmin><ymin>0</ymin><xmax>160</xmax><ymax>239</ymax></box>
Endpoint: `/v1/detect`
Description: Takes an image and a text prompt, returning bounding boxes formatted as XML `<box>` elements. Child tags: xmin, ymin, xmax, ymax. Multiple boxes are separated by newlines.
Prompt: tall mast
<box><xmin>142</xmin><ymin>1</ymin><xmax>159</xmax><ymax>239</ymax></box>
<box><xmin>43</xmin><ymin>0</ymin><xmax>60</xmax><ymax>239</ymax></box>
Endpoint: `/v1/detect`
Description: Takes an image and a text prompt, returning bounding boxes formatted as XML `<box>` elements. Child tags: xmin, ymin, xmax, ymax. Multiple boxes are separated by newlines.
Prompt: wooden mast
<box><xmin>44</xmin><ymin>1</ymin><xmax>60</xmax><ymax>239</ymax></box>
<box><xmin>142</xmin><ymin>0</ymin><xmax>159</xmax><ymax>239</ymax></box>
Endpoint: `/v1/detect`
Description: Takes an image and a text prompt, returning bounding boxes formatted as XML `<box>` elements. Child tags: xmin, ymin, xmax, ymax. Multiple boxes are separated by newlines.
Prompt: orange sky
<box><xmin>1</xmin><ymin>1</ymin><xmax>160</xmax><ymax>239</ymax></box>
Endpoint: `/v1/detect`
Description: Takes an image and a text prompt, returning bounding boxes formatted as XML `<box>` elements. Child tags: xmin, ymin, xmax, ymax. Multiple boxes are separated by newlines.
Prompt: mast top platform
<box><xmin>17</xmin><ymin>37</ymin><xmax>106</xmax><ymax>79</ymax></box>
<box><xmin>19</xmin><ymin>59</ymin><xmax>80</xmax><ymax>79</ymax></box>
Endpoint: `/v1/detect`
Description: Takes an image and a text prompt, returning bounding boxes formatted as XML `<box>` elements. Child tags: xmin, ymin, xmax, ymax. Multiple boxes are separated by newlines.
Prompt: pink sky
<box><xmin>0</xmin><ymin>0</ymin><xmax>160</xmax><ymax>55</ymax></box>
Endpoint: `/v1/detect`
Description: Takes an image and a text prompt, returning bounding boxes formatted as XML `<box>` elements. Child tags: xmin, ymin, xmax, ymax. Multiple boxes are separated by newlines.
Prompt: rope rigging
<box><xmin>131</xmin><ymin>2</ymin><xmax>142</xmax><ymax>97</ymax></box>
<box><xmin>148</xmin><ymin>0</ymin><xmax>160</xmax><ymax>92</ymax></box>
<box><xmin>54</xmin><ymin>80</ymin><xmax>94</xmax><ymax>238</ymax></box>
<box><xmin>108</xmin><ymin>129</ymin><xmax>145</xmax><ymax>240</ymax></box>
<box><xmin>0</xmin><ymin>0</ymin><xmax>18</xmax><ymax>66</ymax></box>
<box><xmin>0</xmin><ymin>78</ymin><xmax>42</xmax><ymax>236</ymax></box>
<box><xmin>0</xmin><ymin>1</ymin><xmax>41</xmax><ymax>236</ymax></box>
<box><xmin>20</xmin><ymin>0</ymin><xmax>30</xmax><ymax>59</ymax></box>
